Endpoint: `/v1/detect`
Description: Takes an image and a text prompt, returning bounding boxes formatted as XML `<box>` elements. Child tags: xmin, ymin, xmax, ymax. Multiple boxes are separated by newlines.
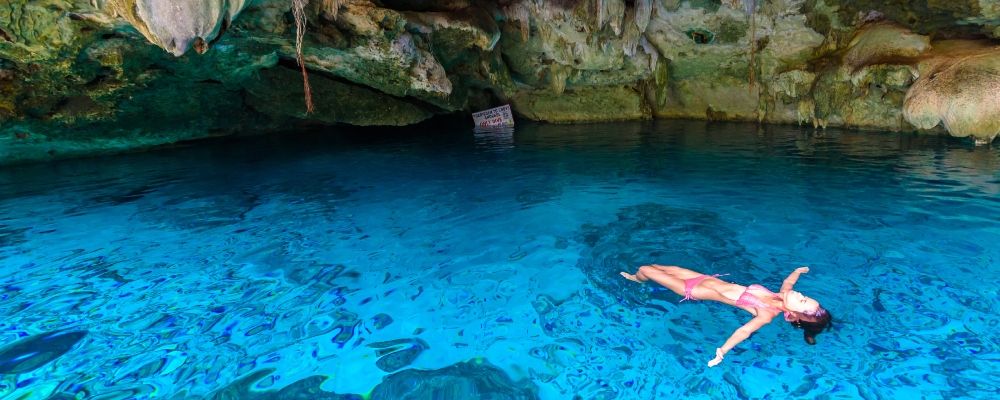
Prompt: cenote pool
<box><xmin>1</xmin><ymin>121</ymin><xmax>998</xmax><ymax>399</ymax></box>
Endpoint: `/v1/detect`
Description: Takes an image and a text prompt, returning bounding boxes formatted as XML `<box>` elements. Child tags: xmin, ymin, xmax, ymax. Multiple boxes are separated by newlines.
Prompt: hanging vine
<box><xmin>292</xmin><ymin>0</ymin><xmax>314</xmax><ymax>114</ymax></box>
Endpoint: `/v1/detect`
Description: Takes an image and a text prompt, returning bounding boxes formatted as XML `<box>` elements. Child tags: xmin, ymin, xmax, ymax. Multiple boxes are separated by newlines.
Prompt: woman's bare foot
<box><xmin>620</xmin><ymin>271</ymin><xmax>642</xmax><ymax>283</ymax></box>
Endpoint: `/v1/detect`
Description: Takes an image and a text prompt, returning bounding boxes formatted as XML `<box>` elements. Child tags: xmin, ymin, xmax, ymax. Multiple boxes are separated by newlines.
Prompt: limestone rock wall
<box><xmin>101</xmin><ymin>0</ymin><xmax>253</xmax><ymax>56</ymax></box>
<box><xmin>2</xmin><ymin>0</ymin><xmax>999</xmax><ymax>163</ymax></box>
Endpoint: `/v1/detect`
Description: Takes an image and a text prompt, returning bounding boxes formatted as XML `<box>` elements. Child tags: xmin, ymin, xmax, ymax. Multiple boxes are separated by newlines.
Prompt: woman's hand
<box><xmin>795</xmin><ymin>266</ymin><xmax>810</xmax><ymax>274</ymax></box>
<box><xmin>707</xmin><ymin>348</ymin><xmax>724</xmax><ymax>367</ymax></box>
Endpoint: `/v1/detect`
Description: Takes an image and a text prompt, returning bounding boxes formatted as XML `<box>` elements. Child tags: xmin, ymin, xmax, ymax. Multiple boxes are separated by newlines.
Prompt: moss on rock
<box><xmin>511</xmin><ymin>86</ymin><xmax>649</xmax><ymax>123</ymax></box>
<box><xmin>245</xmin><ymin>66</ymin><xmax>434</xmax><ymax>126</ymax></box>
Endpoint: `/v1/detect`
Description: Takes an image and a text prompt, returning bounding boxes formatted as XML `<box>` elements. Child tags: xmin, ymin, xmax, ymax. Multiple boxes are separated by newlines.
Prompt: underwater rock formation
<box><xmin>370</xmin><ymin>359</ymin><xmax>539</xmax><ymax>400</ymax></box>
<box><xmin>205</xmin><ymin>359</ymin><xmax>536</xmax><ymax>400</ymax></box>
<box><xmin>368</xmin><ymin>338</ymin><xmax>430</xmax><ymax>372</ymax></box>
<box><xmin>0</xmin><ymin>330</ymin><xmax>87</xmax><ymax>374</ymax></box>
<box><xmin>576</xmin><ymin>203</ymin><xmax>754</xmax><ymax>307</ymax></box>
<box><xmin>207</xmin><ymin>369</ymin><xmax>363</xmax><ymax>400</ymax></box>
<box><xmin>2</xmin><ymin>0</ymin><xmax>1000</xmax><ymax>164</ymax></box>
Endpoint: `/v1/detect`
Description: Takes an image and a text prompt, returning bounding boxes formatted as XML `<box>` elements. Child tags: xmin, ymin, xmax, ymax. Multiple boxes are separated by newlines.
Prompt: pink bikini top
<box><xmin>736</xmin><ymin>284</ymin><xmax>793</xmax><ymax>321</ymax></box>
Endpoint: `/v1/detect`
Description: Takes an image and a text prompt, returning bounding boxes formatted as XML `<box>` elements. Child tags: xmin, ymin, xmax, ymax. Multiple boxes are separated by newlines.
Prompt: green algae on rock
<box><xmin>512</xmin><ymin>86</ymin><xmax>649</xmax><ymax>123</ymax></box>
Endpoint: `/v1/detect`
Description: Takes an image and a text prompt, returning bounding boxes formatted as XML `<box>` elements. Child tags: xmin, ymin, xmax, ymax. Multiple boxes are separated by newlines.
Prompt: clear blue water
<box><xmin>1</xmin><ymin>121</ymin><xmax>998</xmax><ymax>399</ymax></box>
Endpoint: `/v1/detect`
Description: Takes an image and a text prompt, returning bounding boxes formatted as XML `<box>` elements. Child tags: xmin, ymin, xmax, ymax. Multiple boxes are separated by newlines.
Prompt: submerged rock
<box><xmin>208</xmin><ymin>359</ymin><xmax>534</xmax><ymax>400</ymax></box>
<box><xmin>0</xmin><ymin>330</ymin><xmax>87</xmax><ymax>374</ymax></box>
<box><xmin>208</xmin><ymin>369</ymin><xmax>362</xmax><ymax>400</ymax></box>
<box><xmin>0</xmin><ymin>224</ymin><xmax>29</xmax><ymax>249</ymax></box>
<box><xmin>368</xmin><ymin>338</ymin><xmax>429</xmax><ymax>372</ymax></box>
<box><xmin>370</xmin><ymin>359</ymin><xmax>539</xmax><ymax>400</ymax></box>
<box><xmin>576</xmin><ymin>203</ymin><xmax>752</xmax><ymax>306</ymax></box>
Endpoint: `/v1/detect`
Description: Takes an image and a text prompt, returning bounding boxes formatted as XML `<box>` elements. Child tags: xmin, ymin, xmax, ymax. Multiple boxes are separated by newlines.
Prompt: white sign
<box><xmin>472</xmin><ymin>104</ymin><xmax>515</xmax><ymax>129</ymax></box>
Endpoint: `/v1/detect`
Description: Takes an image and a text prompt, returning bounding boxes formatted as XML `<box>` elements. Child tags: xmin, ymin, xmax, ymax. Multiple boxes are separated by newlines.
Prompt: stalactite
<box><xmin>574</xmin><ymin>42</ymin><xmax>588</xmax><ymax>62</ymax></box>
<box><xmin>653</xmin><ymin>0</ymin><xmax>669</xmax><ymax>16</ymax></box>
<box><xmin>640</xmin><ymin>36</ymin><xmax>658</xmax><ymax>73</ymax></box>
<box><xmin>530</xmin><ymin>0</ymin><xmax>558</xmax><ymax>22</ymax></box>
<box><xmin>538</xmin><ymin>23</ymin><xmax>555</xmax><ymax>48</ymax></box>
<box><xmin>608</xmin><ymin>0</ymin><xmax>625</xmax><ymax>36</ymax></box>
<box><xmin>550</xmin><ymin>65</ymin><xmax>568</xmax><ymax>95</ymax></box>
<box><xmin>721</xmin><ymin>0</ymin><xmax>742</xmax><ymax>11</ymax></box>
<box><xmin>635</xmin><ymin>0</ymin><xmax>652</xmax><ymax>33</ymax></box>
<box><xmin>653</xmin><ymin>58</ymin><xmax>669</xmax><ymax>108</ymax></box>
<box><xmin>596</xmin><ymin>0</ymin><xmax>607</xmax><ymax>31</ymax></box>
<box><xmin>292</xmin><ymin>0</ymin><xmax>314</xmax><ymax>114</ymax></box>
<box><xmin>504</xmin><ymin>2</ymin><xmax>532</xmax><ymax>42</ymax></box>
<box><xmin>321</xmin><ymin>0</ymin><xmax>343</xmax><ymax>20</ymax></box>
<box><xmin>623</xmin><ymin>33</ymin><xmax>640</xmax><ymax>57</ymax></box>
<box><xmin>102</xmin><ymin>0</ymin><xmax>253</xmax><ymax>56</ymax></box>
<box><xmin>559</xmin><ymin>39</ymin><xmax>575</xmax><ymax>63</ymax></box>
<box><xmin>622</xmin><ymin>8</ymin><xmax>640</xmax><ymax>57</ymax></box>
<box><xmin>641</xmin><ymin>34</ymin><xmax>669</xmax><ymax>109</ymax></box>
<box><xmin>746</xmin><ymin>1</ymin><xmax>758</xmax><ymax>90</ymax></box>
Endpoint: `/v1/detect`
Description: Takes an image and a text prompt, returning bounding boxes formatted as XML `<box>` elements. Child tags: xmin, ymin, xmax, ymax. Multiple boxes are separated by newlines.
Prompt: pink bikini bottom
<box><xmin>680</xmin><ymin>274</ymin><xmax>727</xmax><ymax>301</ymax></box>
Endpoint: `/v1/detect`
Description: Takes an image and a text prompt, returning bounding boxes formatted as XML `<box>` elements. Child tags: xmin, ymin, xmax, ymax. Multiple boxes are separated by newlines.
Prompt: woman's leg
<box><xmin>647</xmin><ymin>264</ymin><xmax>704</xmax><ymax>280</ymax></box>
<box><xmin>620</xmin><ymin>265</ymin><xmax>690</xmax><ymax>296</ymax></box>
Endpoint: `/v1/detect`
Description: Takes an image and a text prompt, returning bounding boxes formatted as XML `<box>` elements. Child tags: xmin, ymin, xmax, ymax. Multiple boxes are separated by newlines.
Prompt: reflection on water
<box><xmin>0</xmin><ymin>120</ymin><xmax>998</xmax><ymax>399</ymax></box>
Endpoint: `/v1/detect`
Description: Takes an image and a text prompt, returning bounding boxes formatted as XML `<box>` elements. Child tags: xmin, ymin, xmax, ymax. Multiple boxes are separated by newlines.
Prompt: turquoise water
<box><xmin>1</xmin><ymin>121</ymin><xmax>998</xmax><ymax>399</ymax></box>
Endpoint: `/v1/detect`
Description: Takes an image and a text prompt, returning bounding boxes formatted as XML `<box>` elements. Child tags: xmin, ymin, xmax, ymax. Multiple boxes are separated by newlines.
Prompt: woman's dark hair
<box><xmin>790</xmin><ymin>308</ymin><xmax>832</xmax><ymax>345</ymax></box>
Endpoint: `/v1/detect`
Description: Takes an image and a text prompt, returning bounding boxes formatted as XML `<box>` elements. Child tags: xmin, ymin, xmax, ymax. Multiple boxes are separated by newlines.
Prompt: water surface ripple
<box><xmin>1</xmin><ymin>121</ymin><xmax>998</xmax><ymax>399</ymax></box>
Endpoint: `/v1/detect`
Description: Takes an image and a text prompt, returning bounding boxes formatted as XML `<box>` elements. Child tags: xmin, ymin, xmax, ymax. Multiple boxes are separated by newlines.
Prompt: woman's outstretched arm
<box><xmin>707</xmin><ymin>314</ymin><xmax>774</xmax><ymax>367</ymax></box>
<box><xmin>779</xmin><ymin>266</ymin><xmax>810</xmax><ymax>293</ymax></box>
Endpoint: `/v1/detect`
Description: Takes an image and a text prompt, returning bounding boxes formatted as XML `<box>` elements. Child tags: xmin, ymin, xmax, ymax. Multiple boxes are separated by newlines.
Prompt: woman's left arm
<box><xmin>779</xmin><ymin>266</ymin><xmax>810</xmax><ymax>293</ymax></box>
<box><xmin>707</xmin><ymin>314</ymin><xmax>774</xmax><ymax>367</ymax></box>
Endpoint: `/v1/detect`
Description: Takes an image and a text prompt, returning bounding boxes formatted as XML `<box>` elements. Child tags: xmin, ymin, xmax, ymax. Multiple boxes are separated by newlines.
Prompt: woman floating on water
<box><xmin>619</xmin><ymin>265</ymin><xmax>832</xmax><ymax>367</ymax></box>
